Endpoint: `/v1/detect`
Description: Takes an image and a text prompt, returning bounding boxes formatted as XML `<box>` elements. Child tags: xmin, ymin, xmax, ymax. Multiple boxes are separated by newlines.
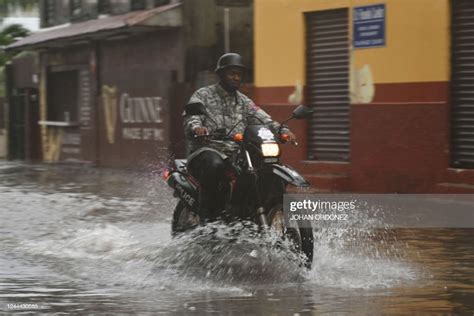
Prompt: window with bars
<box><xmin>131</xmin><ymin>0</ymin><xmax>146</xmax><ymax>10</ymax></box>
<box><xmin>70</xmin><ymin>0</ymin><xmax>83</xmax><ymax>20</ymax></box>
<box><xmin>98</xmin><ymin>0</ymin><xmax>111</xmax><ymax>14</ymax></box>
<box><xmin>70</xmin><ymin>0</ymin><xmax>99</xmax><ymax>22</ymax></box>
<box><xmin>42</xmin><ymin>0</ymin><xmax>56</xmax><ymax>27</ymax></box>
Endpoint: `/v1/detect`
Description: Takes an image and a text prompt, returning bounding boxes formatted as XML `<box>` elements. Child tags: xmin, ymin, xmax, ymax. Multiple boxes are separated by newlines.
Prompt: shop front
<box><xmin>254</xmin><ymin>0</ymin><xmax>474</xmax><ymax>193</ymax></box>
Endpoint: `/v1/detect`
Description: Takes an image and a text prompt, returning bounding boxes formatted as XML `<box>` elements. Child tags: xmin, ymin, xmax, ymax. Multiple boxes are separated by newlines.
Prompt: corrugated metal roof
<box><xmin>7</xmin><ymin>3</ymin><xmax>182</xmax><ymax>50</ymax></box>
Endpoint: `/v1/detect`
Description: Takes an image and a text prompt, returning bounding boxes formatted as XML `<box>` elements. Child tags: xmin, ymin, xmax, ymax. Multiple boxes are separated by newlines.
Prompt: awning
<box><xmin>7</xmin><ymin>3</ymin><xmax>182</xmax><ymax>51</ymax></box>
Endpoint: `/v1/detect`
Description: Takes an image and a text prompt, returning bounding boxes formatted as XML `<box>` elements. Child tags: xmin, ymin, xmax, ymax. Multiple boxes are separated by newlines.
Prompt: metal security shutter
<box><xmin>305</xmin><ymin>8</ymin><xmax>350</xmax><ymax>161</ymax></box>
<box><xmin>451</xmin><ymin>0</ymin><xmax>474</xmax><ymax>168</ymax></box>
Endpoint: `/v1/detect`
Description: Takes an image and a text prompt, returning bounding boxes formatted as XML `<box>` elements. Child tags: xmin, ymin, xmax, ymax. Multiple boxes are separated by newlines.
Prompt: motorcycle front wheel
<box><xmin>171</xmin><ymin>202</ymin><xmax>314</xmax><ymax>268</ymax></box>
<box><xmin>266</xmin><ymin>203</ymin><xmax>314</xmax><ymax>269</ymax></box>
<box><xmin>171</xmin><ymin>201</ymin><xmax>200</xmax><ymax>236</ymax></box>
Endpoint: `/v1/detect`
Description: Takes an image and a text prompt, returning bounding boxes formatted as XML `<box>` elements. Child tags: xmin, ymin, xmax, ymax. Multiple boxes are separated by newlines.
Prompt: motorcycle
<box><xmin>163</xmin><ymin>102</ymin><xmax>314</xmax><ymax>268</ymax></box>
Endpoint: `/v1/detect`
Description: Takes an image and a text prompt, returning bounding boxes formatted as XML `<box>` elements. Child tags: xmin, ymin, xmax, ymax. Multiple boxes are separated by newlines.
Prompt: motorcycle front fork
<box><xmin>257</xmin><ymin>206</ymin><xmax>269</xmax><ymax>228</ymax></box>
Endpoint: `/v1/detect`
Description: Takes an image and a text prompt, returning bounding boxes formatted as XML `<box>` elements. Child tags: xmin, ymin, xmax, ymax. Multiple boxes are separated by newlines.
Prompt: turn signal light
<box><xmin>162</xmin><ymin>169</ymin><xmax>171</xmax><ymax>180</ymax></box>
<box><xmin>280</xmin><ymin>134</ymin><xmax>290</xmax><ymax>142</ymax></box>
<box><xmin>233</xmin><ymin>133</ymin><xmax>244</xmax><ymax>142</ymax></box>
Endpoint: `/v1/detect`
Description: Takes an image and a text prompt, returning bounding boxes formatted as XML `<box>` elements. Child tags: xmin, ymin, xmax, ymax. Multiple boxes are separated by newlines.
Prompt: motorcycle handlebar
<box><xmin>195</xmin><ymin>133</ymin><xmax>298</xmax><ymax>145</ymax></box>
<box><xmin>193</xmin><ymin>133</ymin><xmax>208</xmax><ymax>138</ymax></box>
<box><xmin>286</xmin><ymin>140</ymin><xmax>299</xmax><ymax>146</ymax></box>
<box><xmin>193</xmin><ymin>133</ymin><xmax>233</xmax><ymax>141</ymax></box>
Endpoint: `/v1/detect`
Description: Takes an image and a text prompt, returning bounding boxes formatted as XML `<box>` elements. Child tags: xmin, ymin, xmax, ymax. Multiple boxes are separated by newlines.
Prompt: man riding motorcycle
<box><xmin>184</xmin><ymin>53</ymin><xmax>296</xmax><ymax>222</ymax></box>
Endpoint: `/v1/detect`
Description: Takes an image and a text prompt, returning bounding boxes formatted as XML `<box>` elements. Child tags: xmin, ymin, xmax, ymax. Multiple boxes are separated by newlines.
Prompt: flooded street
<box><xmin>1</xmin><ymin>161</ymin><xmax>473</xmax><ymax>314</ymax></box>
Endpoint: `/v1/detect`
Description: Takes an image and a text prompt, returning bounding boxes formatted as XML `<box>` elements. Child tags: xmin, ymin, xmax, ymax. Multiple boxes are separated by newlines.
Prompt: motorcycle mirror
<box><xmin>184</xmin><ymin>102</ymin><xmax>206</xmax><ymax>116</ymax></box>
<box><xmin>292</xmin><ymin>105</ymin><xmax>314</xmax><ymax>119</ymax></box>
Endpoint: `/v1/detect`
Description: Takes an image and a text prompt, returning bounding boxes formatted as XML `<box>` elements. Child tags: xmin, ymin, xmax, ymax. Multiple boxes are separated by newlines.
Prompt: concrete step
<box><xmin>435</xmin><ymin>182</ymin><xmax>474</xmax><ymax>193</ymax></box>
<box><xmin>439</xmin><ymin>168</ymin><xmax>474</xmax><ymax>185</ymax></box>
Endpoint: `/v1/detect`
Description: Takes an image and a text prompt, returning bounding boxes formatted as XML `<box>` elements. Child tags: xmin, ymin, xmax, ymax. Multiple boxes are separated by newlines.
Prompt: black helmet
<box><xmin>215</xmin><ymin>53</ymin><xmax>246</xmax><ymax>73</ymax></box>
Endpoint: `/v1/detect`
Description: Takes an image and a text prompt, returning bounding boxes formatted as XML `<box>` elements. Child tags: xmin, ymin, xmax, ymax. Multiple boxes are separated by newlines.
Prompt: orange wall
<box><xmin>254</xmin><ymin>0</ymin><xmax>459</xmax><ymax>193</ymax></box>
<box><xmin>255</xmin><ymin>0</ymin><xmax>450</xmax><ymax>88</ymax></box>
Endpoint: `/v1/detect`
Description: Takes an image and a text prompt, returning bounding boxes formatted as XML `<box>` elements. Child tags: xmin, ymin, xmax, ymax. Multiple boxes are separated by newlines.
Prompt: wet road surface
<box><xmin>0</xmin><ymin>161</ymin><xmax>473</xmax><ymax>314</ymax></box>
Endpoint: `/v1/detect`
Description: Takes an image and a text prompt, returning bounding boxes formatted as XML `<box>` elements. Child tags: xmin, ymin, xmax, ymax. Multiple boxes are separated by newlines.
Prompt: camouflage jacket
<box><xmin>184</xmin><ymin>83</ymin><xmax>286</xmax><ymax>159</ymax></box>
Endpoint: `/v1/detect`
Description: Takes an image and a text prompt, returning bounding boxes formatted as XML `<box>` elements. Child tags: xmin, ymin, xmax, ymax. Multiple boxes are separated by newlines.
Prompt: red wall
<box><xmin>252</xmin><ymin>82</ymin><xmax>474</xmax><ymax>193</ymax></box>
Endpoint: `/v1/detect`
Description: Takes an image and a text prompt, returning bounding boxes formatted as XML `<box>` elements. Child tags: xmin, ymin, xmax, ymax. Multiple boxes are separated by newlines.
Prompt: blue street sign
<box><xmin>353</xmin><ymin>4</ymin><xmax>386</xmax><ymax>49</ymax></box>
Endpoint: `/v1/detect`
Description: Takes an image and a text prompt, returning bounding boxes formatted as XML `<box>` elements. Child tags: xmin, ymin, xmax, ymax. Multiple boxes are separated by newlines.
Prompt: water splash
<box><xmin>304</xmin><ymin>223</ymin><xmax>419</xmax><ymax>289</ymax></box>
<box><xmin>153</xmin><ymin>221</ymin><xmax>308</xmax><ymax>285</ymax></box>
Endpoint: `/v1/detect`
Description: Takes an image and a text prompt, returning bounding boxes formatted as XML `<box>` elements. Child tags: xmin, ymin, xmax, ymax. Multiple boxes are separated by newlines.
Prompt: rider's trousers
<box><xmin>187</xmin><ymin>150</ymin><xmax>227</xmax><ymax>221</ymax></box>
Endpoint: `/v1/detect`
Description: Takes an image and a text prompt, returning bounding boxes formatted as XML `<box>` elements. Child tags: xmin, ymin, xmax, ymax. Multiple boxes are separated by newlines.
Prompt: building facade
<box><xmin>7</xmin><ymin>0</ymin><xmax>253</xmax><ymax>168</ymax></box>
<box><xmin>0</xmin><ymin>4</ymin><xmax>40</xmax><ymax>159</ymax></box>
<box><xmin>254</xmin><ymin>0</ymin><xmax>474</xmax><ymax>193</ymax></box>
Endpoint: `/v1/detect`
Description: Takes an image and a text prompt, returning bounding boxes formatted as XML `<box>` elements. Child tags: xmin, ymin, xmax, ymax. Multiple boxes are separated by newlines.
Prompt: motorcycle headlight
<box><xmin>261</xmin><ymin>143</ymin><xmax>280</xmax><ymax>157</ymax></box>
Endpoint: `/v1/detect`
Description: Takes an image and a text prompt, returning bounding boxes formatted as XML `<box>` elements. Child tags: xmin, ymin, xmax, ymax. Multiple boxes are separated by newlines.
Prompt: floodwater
<box><xmin>0</xmin><ymin>161</ymin><xmax>473</xmax><ymax>315</ymax></box>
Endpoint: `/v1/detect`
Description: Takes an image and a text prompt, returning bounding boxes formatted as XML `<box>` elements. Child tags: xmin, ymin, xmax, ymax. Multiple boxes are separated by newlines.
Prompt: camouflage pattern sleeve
<box><xmin>242</xmin><ymin>95</ymin><xmax>290</xmax><ymax>134</ymax></box>
<box><xmin>183</xmin><ymin>89</ymin><xmax>205</xmax><ymax>137</ymax></box>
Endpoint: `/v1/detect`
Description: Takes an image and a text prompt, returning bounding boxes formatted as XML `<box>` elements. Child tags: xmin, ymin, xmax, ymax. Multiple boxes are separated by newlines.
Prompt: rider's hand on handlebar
<box><xmin>280</xmin><ymin>131</ymin><xmax>298</xmax><ymax>146</ymax></box>
<box><xmin>193</xmin><ymin>127</ymin><xmax>209</xmax><ymax>137</ymax></box>
<box><xmin>280</xmin><ymin>131</ymin><xmax>297</xmax><ymax>144</ymax></box>
<box><xmin>286</xmin><ymin>131</ymin><xmax>297</xmax><ymax>143</ymax></box>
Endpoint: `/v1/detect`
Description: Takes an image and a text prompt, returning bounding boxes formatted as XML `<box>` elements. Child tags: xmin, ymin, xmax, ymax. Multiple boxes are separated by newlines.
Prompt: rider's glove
<box><xmin>193</xmin><ymin>126</ymin><xmax>209</xmax><ymax>136</ymax></box>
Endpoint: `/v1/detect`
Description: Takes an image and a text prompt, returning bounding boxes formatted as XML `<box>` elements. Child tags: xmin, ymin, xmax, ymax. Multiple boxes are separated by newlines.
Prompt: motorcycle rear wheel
<box><xmin>267</xmin><ymin>203</ymin><xmax>314</xmax><ymax>269</ymax></box>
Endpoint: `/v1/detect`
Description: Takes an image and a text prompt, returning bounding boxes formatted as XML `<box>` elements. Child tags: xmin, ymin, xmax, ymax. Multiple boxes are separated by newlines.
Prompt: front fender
<box><xmin>270</xmin><ymin>164</ymin><xmax>310</xmax><ymax>187</ymax></box>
